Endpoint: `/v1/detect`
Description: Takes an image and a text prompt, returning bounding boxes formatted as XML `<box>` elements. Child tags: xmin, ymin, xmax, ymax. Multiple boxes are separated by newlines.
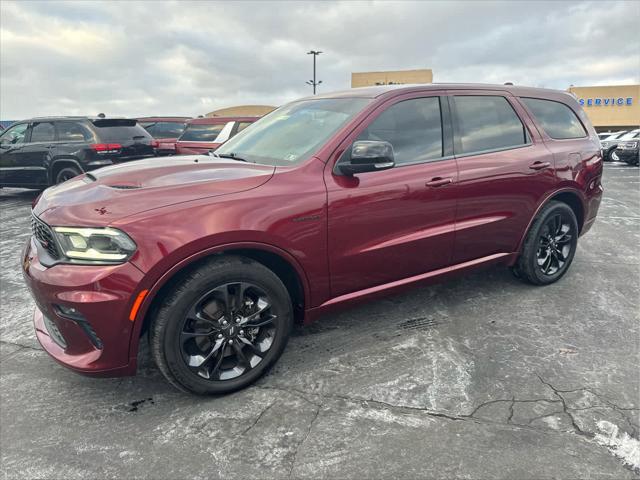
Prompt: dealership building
<box><xmin>350</xmin><ymin>69</ymin><xmax>639</xmax><ymax>134</ymax></box>
<box><xmin>568</xmin><ymin>85</ymin><xmax>639</xmax><ymax>133</ymax></box>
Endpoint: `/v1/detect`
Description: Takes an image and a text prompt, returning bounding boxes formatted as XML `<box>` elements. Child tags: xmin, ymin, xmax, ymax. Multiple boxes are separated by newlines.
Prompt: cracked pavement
<box><xmin>1</xmin><ymin>162</ymin><xmax>639</xmax><ymax>479</ymax></box>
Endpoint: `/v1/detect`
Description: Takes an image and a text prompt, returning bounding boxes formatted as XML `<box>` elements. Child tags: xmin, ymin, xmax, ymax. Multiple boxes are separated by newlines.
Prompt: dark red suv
<box><xmin>22</xmin><ymin>84</ymin><xmax>603</xmax><ymax>394</ymax></box>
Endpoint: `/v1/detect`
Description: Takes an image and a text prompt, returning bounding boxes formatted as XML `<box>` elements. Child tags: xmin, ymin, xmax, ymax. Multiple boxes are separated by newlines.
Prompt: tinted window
<box><xmin>57</xmin><ymin>122</ymin><xmax>92</xmax><ymax>142</ymax></box>
<box><xmin>30</xmin><ymin>122</ymin><xmax>56</xmax><ymax>142</ymax></box>
<box><xmin>235</xmin><ymin>121</ymin><xmax>253</xmax><ymax>134</ymax></box>
<box><xmin>0</xmin><ymin>123</ymin><xmax>28</xmax><ymax>144</ymax></box>
<box><xmin>142</xmin><ymin>121</ymin><xmax>186</xmax><ymax>139</ymax></box>
<box><xmin>93</xmin><ymin>121</ymin><xmax>151</xmax><ymax>142</ymax></box>
<box><xmin>521</xmin><ymin>98</ymin><xmax>586</xmax><ymax>139</ymax></box>
<box><xmin>357</xmin><ymin>97</ymin><xmax>443</xmax><ymax>164</ymax></box>
<box><xmin>179</xmin><ymin>124</ymin><xmax>226</xmax><ymax>142</ymax></box>
<box><xmin>453</xmin><ymin>96</ymin><xmax>527</xmax><ymax>154</ymax></box>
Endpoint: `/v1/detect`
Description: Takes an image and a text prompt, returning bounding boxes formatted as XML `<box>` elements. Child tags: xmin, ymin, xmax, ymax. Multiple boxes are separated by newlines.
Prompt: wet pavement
<box><xmin>1</xmin><ymin>162</ymin><xmax>638</xmax><ymax>479</ymax></box>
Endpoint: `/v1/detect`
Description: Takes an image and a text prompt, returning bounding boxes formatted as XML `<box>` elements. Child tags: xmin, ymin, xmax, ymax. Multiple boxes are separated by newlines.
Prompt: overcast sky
<box><xmin>1</xmin><ymin>0</ymin><xmax>639</xmax><ymax>119</ymax></box>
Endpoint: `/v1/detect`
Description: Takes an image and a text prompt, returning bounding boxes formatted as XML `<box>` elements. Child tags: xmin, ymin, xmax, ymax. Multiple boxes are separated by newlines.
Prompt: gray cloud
<box><xmin>1</xmin><ymin>0</ymin><xmax>638</xmax><ymax>119</ymax></box>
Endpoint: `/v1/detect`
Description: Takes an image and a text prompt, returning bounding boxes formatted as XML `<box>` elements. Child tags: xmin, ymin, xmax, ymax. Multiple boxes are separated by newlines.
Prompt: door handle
<box><xmin>529</xmin><ymin>161</ymin><xmax>551</xmax><ymax>170</ymax></box>
<box><xmin>426</xmin><ymin>177</ymin><xmax>453</xmax><ymax>187</ymax></box>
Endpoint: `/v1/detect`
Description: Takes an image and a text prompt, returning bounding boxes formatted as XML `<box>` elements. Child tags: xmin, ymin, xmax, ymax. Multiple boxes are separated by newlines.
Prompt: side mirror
<box><xmin>337</xmin><ymin>140</ymin><xmax>395</xmax><ymax>176</ymax></box>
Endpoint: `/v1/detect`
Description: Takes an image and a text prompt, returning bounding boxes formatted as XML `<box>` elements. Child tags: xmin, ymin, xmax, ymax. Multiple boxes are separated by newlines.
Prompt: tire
<box><xmin>54</xmin><ymin>166</ymin><xmax>81</xmax><ymax>184</ymax></box>
<box><xmin>624</xmin><ymin>155</ymin><xmax>639</xmax><ymax>166</ymax></box>
<box><xmin>150</xmin><ymin>256</ymin><xmax>293</xmax><ymax>395</ymax></box>
<box><xmin>513</xmin><ymin>201</ymin><xmax>579</xmax><ymax>286</ymax></box>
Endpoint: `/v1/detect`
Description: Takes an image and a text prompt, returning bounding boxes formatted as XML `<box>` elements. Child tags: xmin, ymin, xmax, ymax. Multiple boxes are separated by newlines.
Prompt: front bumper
<box><xmin>614</xmin><ymin>149</ymin><xmax>639</xmax><ymax>164</ymax></box>
<box><xmin>22</xmin><ymin>237</ymin><xmax>145</xmax><ymax>376</ymax></box>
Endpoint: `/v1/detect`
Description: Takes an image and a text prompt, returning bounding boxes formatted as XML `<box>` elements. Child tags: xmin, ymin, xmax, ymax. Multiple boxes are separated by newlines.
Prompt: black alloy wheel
<box><xmin>514</xmin><ymin>201</ymin><xmax>578</xmax><ymax>285</ymax></box>
<box><xmin>150</xmin><ymin>256</ymin><xmax>293</xmax><ymax>395</ymax></box>
<box><xmin>180</xmin><ymin>282</ymin><xmax>276</xmax><ymax>381</ymax></box>
<box><xmin>536</xmin><ymin>213</ymin><xmax>573</xmax><ymax>276</ymax></box>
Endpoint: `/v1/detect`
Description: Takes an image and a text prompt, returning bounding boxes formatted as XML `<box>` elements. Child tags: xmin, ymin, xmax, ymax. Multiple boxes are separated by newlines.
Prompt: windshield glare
<box><xmin>215</xmin><ymin>98</ymin><xmax>370</xmax><ymax>166</ymax></box>
<box><xmin>619</xmin><ymin>130</ymin><xmax>640</xmax><ymax>140</ymax></box>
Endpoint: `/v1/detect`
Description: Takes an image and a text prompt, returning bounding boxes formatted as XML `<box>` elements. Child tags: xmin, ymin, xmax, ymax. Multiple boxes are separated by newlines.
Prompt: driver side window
<box><xmin>356</xmin><ymin>97</ymin><xmax>443</xmax><ymax>165</ymax></box>
<box><xmin>0</xmin><ymin>123</ymin><xmax>28</xmax><ymax>145</ymax></box>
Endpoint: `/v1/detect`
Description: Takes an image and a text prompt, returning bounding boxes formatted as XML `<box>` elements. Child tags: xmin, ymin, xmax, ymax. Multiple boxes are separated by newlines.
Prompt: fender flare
<box><xmin>48</xmin><ymin>158</ymin><xmax>84</xmax><ymax>184</ymax></box>
<box><xmin>126</xmin><ymin>240</ymin><xmax>312</xmax><ymax>362</ymax></box>
<box><xmin>512</xmin><ymin>187</ymin><xmax>587</xmax><ymax>259</ymax></box>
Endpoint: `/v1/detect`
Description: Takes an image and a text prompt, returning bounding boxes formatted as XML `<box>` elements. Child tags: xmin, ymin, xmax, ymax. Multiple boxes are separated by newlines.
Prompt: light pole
<box><xmin>306</xmin><ymin>50</ymin><xmax>322</xmax><ymax>94</ymax></box>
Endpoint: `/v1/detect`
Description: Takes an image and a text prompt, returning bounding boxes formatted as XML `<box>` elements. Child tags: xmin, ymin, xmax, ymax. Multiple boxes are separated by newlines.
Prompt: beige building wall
<box><xmin>568</xmin><ymin>85</ymin><xmax>640</xmax><ymax>129</ymax></box>
<box><xmin>206</xmin><ymin>105</ymin><xmax>276</xmax><ymax>118</ymax></box>
<box><xmin>352</xmin><ymin>69</ymin><xmax>433</xmax><ymax>88</ymax></box>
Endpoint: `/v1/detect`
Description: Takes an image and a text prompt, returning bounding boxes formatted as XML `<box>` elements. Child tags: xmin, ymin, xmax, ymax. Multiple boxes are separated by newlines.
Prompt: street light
<box><xmin>306</xmin><ymin>50</ymin><xmax>323</xmax><ymax>94</ymax></box>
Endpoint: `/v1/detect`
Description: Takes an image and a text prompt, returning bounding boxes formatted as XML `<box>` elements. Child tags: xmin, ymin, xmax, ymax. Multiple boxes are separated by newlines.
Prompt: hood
<box><xmin>34</xmin><ymin>155</ymin><xmax>275</xmax><ymax>226</ymax></box>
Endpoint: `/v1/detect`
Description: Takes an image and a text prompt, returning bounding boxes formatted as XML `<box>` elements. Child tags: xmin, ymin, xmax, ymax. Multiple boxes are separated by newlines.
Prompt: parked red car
<box><xmin>23</xmin><ymin>84</ymin><xmax>602</xmax><ymax>394</ymax></box>
<box><xmin>174</xmin><ymin>116</ymin><xmax>258</xmax><ymax>155</ymax></box>
<box><xmin>137</xmin><ymin>117</ymin><xmax>191</xmax><ymax>156</ymax></box>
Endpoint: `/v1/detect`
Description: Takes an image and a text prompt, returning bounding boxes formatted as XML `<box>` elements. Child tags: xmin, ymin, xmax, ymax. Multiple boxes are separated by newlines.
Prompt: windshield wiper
<box><xmin>216</xmin><ymin>152</ymin><xmax>250</xmax><ymax>163</ymax></box>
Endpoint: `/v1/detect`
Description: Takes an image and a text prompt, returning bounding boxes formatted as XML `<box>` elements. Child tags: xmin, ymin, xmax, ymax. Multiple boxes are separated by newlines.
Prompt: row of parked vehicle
<box><xmin>598</xmin><ymin>129</ymin><xmax>640</xmax><ymax>165</ymax></box>
<box><xmin>0</xmin><ymin>115</ymin><xmax>259</xmax><ymax>188</ymax></box>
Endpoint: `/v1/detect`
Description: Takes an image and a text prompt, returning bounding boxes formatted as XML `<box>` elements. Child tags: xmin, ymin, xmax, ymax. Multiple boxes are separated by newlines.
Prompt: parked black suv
<box><xmin>0</xmin><ymin>117</ymin><xmax>156</xmax><ymax>189</ymax></box>
<box><xmin>613</xmin><ymin>129</ymin><xmax>640</xmax><ymax>166</ymax></box>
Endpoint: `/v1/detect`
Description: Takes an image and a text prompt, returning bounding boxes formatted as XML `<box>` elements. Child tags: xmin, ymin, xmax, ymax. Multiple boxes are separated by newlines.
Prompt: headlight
<box><xmin>53</xmin><ymin>227</ymin><xmax>136</xmax><ymax>264</ymax></box>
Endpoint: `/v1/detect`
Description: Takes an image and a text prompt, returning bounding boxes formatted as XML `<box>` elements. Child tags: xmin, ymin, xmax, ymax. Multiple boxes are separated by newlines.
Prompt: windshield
<box><xmin>619</xmin><ymin>130</ymin><xmax>640</xmax><ymax>140</ymax></box>
<box><xmin>215</xmin><ymin>98</ymin><xmax>370</xmax><ymax>166</ymax></box>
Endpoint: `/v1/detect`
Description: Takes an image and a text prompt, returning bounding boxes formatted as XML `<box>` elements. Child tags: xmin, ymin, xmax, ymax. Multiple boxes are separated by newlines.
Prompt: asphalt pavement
<box><xmin>1</xmin><ymin>162</ymin><xmax>638</xmax><ymax>479</ymax></box>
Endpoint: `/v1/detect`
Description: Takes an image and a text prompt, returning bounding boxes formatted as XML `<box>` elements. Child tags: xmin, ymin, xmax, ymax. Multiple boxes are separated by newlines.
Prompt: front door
<box><xmin>11</xmin><ymin>121</ymin><xmax>56</xmax><ymax>186</ymax></box>
<box><xmin>0</xmin><ymin>123</ymin><xmax>30</xmax><ymax>185</ymax></box>
<box><xmin>325</xmin><ymin>95</ymin><xmax>459</xmax><ymax>297</ymax></box>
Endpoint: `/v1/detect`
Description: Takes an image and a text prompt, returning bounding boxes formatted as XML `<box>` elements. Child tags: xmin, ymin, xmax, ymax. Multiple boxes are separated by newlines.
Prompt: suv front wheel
<box><xmin>513</xmin><ymin>201</ymin><xmax>579</xmax><ymax>285</ymax></box>
<box><xmin>150</xmin><ymin>256</ymin><xmax>293</xmax><ymax>395</ymax></box>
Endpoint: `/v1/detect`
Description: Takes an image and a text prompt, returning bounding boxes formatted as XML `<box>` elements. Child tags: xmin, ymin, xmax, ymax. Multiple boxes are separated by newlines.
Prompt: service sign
<box><xmin>578</xmin><ymin>97</ymin><xmax>634</xmax><ymax>107</ymax></box>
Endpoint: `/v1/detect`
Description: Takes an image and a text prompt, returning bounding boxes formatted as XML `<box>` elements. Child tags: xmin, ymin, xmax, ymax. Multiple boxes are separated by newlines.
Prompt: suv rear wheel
<box><xmin>150</xmin><ymin>256</ymin><xmax>293</xmax><ymax>395</ymax></box>
<box><xmin>513</xmin><ymin>201</ymin><xmax>578</xmax><ymax>285</ymax></box>
<box><xmin>54</xmin><ymin>165</ymin><xmax>82</xmax><ymax>184</ymax></box>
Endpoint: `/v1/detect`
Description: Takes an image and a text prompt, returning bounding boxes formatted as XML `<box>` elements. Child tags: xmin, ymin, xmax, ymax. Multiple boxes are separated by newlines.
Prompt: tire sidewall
<box><xmin>157</xmin><ymin>261</ymin><xmax>293</xmax><ymax>395</ymax></box>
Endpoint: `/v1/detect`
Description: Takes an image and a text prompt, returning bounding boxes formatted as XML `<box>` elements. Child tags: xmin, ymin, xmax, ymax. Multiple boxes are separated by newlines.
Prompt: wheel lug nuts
<box><xmin>228</xmin><ymin>339</ymin><xmax>233</xmax><ymax>344</ymax></box>
<box><xmin>222</xmin><ymin>320</ymin><xmax>228</xmax><ymax>326</ymax></box>
<box><xmin>217</xmin><ymin>334</ymin><xmax>223</xmax><ymax>339</ymax></box>
<box><xmin>239</xmin><ymin>330</ymin><xmax>244</xmax><ymax>335</ymax></box>
<box><xmin>235</xmin><ymin>319</ymin><xmax>241</xmax><ymax>324</ymax></box>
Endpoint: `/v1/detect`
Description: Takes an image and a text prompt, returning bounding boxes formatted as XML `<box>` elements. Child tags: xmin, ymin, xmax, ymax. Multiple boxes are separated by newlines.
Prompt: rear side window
<box><xmin>357</xmin><ymin>97</ymin><xmax>443</xmax><ymax>165</ymax></box>
<box><xmin>179</xmin><ymin>124</ymin><xmax>225</xmax><ymax>142</ymax></box>
<box><xmin>93</xmin><ymin>120</ymin><xmax>151</xmax><ymax>142</ymax></box>
<box><xmin>521</xmin><ymin>98</ymin><xmax>586</xmax><ymax>139</ymax></box>
<box><xmin>57</xmin><ymin>122</ymin><xmax>92</xmax><ymax>142</ymax></box>
<box><xmin>452</xmin><ymin>96</ymin><xmax>527</xmax><ymax>155</ymax></box>
<box><xmin>30</xmin><ymin>122</ymin><xmax>56</xmax><ymax>143</ymax></box>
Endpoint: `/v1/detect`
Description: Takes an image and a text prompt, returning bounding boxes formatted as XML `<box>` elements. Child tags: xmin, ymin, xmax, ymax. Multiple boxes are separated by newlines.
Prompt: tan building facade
<box><xmin>568</xmin><ymin>85</ymin><xmax>639</xmax><ymax>131</ymax></box>
<box><xmin>351</xmin><ymin>69</ymin><xmax>433</xmax><ymax>88</ymax></box>
<box><xmin>206</xmin><ymin>105</ymin><xmax>276</xmax><ymax>118</ymax></box>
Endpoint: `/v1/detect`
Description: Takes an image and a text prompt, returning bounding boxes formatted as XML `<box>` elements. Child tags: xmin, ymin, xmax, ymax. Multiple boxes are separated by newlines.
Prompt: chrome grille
<box><xmin>31</xmin><ymin>214</ymin><xmax>60</xmax><ymax>259</ymax></box>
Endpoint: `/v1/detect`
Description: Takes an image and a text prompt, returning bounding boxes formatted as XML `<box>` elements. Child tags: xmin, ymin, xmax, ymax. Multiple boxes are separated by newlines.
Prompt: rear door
<box><xmin>92</xmin><ymin>119</ymin><xmax>155</xmax><ymax>161</ymax></box>
<box><xmin>449</xmin><ymin>91</ymin><xmax>556</xmax><ymax>264</ymax></box>
<box><xmin>0</xmin><ymin>122</ymin><xmax>29</xmax><ymax>185</ymax></box>
<box><xmin>326</xmin><ymin>93</ymin><xmax>459</xmax><ymax>297</ymax></box>
<box><xmin>10</xmin><ymin>121</ymin><xmax>55</xmax><ymax>186</ymax></box>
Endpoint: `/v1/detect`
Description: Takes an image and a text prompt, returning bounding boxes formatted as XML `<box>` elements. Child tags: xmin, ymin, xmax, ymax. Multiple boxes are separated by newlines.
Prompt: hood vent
<box><xmin>109</xmin><ymin>184</ymin><xmax>141</xmax><ymax>190</ymax></box>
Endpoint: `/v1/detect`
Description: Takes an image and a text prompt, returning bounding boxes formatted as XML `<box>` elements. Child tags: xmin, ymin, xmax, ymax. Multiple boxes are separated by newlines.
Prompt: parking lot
<box><xmin>0</xmin><ymin>162</ymin><xmax>638</xmax><ymax>479</ymax></box>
